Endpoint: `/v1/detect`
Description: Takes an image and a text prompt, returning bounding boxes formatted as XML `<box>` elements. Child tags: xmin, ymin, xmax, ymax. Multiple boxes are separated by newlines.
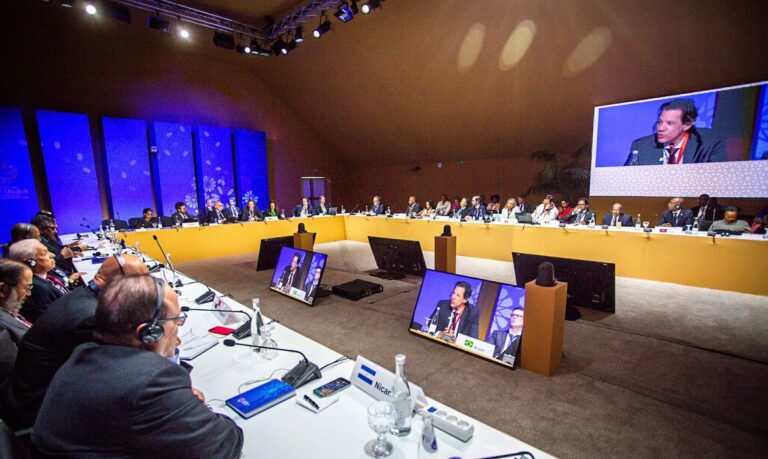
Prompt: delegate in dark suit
<box><xmin>624</xmin><ymin>128</ymin><xmax>726</xmax><ymax>166</ymax></box>
<box><xmin>40</xmin><ymin>236</ymin><xmax>75</xmax><ymax>276</ymax></box>
<box><xmin>2</xmin><ymin>285</ymin><xmax>97</xmax><ymax>429</ymax></box>
<box><xmin>371</xmin><ymin>203</ymin><xmax>386</xmax><ymax>215</ymax></box>
<box><xmin>20</xmin><ymin>276</ymin><xmax>64</xmax><ymax>324</ymax></box>
<box><xmin>292</xmin><ymin>205</ymin><xmax>314</xmax><ymax>217</ymax></box>
<box><xmin>222</xmin><ymin>206</ymin><xmax>240</xmax><ymax>220</ymax></box>
<box><xmin>517</xmin><ymin>202</ymin><xmax>533</xmax><ymax>213</ymax></box>
<box><xmin>489</xmin><ymin>330</ymin><xmax>522</xmax><ymax>362</ymax></box>
<box><xmin>32</xmin><ymin>343</ymin><xmax>243</xmax><ymax>458</ymax></box>
<box><xmin>241</xmin><ymin>206</ymin><xmax>263</xmax><ymax>221</ymax></box>
<box><xmin>277</xmin><ymin>266</ymin><xmax>303</xmax><ymax>290</ymax></box>
<box><xmin>690</xmin><ymin>205</ymin><xmax>720</xmax><ymax>222</ymax></box>
<box><xmin>427</xmin><ymin>300</ymin><xmax>480</xmax><ymax>339</ymax></box>
<box><xmin>0</xmin><ymin>310</ymin><xmax>31</xmax><ymax>389</ymax></box>
<box><xmin>658</xmin><ymin>208</ymin><xmax>694</xmax><ymax>227</ymax></box>
<box><xmin>304</xmin><ymin>281</ymin><xmax>319</xmax><ymax>302</ymax></box>
<box><xmin>406</xmin><ymin>203</ymin><xmax>422</xmax><ymax>215</ymax></box>
<box><xmin>468</xmin><ymin>206</ymin><xmax>487</xmax><ymax>220</ymax></box>
<box><xmin>565</xmin><ymin>210</ymin><xmax>594</xmax><ymax>224</ymax></box>
<box><xmin>601</xmin><ymin>213</ymin><xmax>634</xmax><ymax>227</ymax></box>
<box><xmin>170</xmin><ymin>211</ymin><xmax>194</xmax><ymax>224</ymax></box>
<box><xmin>206</xmin><ymin>209</ymin><xmax>226</xmax><ymax>224</ymax></box>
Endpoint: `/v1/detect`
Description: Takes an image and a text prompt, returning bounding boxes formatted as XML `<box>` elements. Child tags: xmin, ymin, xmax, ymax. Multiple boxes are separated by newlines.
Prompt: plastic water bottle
<box><xmin>635</xmin><ymin>214</ymin><xmax>641</xmax><ymax>229</ymax></box>
<box><xmin>280</xmin><ymin>209</ymin><xmax>285</xmax><ymax>219</ymax></box>
<box><xmin>692</xmin><ymin>220</ymin><xmax>699</xmax><ymax>233</ymax></box>
<box><xmin>417</xmin><ymin>413</ymin><xmax>438</xmax><ymax>458</ymax></box>
<box><xmin>390</xmin><ymin>354</ymin><xmax>412</xmax><ymax>436</ymax></box>
<box><xmin>341</xmin><ymin>205</ymin><xmax>345</xmax><ymax>214</ymax></box>
<box><xmin>588</xmin><ymin>214</ymin><xmax>595</xmax><ymax>228</ymax></box>
<box><xmin>109</xmin><ymin>219</ymin><xmax>116</xmax><ymax>233</ymax></box>
<box><xmin>629</xmin><ymin>150</ymin><xmax>639</xmax><ymax>166</ymax></box>
<box><xmin>427</xmin><ymin>307</ymin><xmax>439</xmax><ymax>335</ymax></box>
<box><xmin>251</xmin><ymin>298</ymin><xmax>263</xmax><ymax>352</ymax></box>
<box><xmin>387</xmin><ymin>206</ymin><xmax>392</xmax><ymax>216</ymax></box>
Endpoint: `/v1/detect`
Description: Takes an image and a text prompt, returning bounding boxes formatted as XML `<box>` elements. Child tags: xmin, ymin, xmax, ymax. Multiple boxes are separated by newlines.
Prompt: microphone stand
<box><xmin>152</xmin><ymin>235</ymin><xmax>181</xmax><ymax>287</ymax></box>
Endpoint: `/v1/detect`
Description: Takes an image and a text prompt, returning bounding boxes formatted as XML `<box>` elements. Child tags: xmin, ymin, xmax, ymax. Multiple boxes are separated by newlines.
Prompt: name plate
<box><xmin>455</xmin><ymin>333</ymin><xmax>495</xmax><ymax>357</ymax></box>
<box><xmin>264</xmin><ymin>217</ymin><xmax>279</xmax><ymax>222</ymax></box>
<box><xmin>213</xmin><ymin>295</ymin><xmax>239</xmax><ymax>325</ymax></box>
<box><xmin>182</xmin><ymin>222</ymin><xmax>200</xmax><ymax>228</ymax></box>
<box><xmin>350</xmin><ymin>355</ymin><xmax>426</xmax><ymax>411</ymax></box>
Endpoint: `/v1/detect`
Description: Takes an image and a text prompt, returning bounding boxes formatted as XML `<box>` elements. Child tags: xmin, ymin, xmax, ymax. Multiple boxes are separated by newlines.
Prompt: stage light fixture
<box><xmin>271</xmin><ymin>39</ymin><xmax>288</xmax><ymax>55</ymax></box>
<box><xmin>313</xmin><ymin>20</ymin><xmax>331</xmax><ymax>39</ymax></box>
<box><xmin>235</xmin><ymin>44</ymin><xmax>251</xmax><ymax>54</ymax></box>
<box><xmin>282</xmin><ymin>39</ymin><xmax>297</xmax><ymax>54</ymax></box>
<box><xmin>255</xmin><ymin>43</ymin><xmax>274</xmax><ymax>56</ymax></box>
<box><xmin>350</xmin><ymin>0</ymin><xmax>359</xmax><ymax>14</ymax></box>
<box><xmin>147</xmin><ymin>15</ymin><xmax>170</xmax><ymax>32</ymax></box>
<box><xmin>295</xmin><ymin>26</ymin><xmax>304</xmax><ymax>43</ymax></box>
<box><xmin>178</xmin><ymin>27</ymin><xmax>190</xmax><ymax>39</ymax></box>
<box><xmin>361</xmin><ymin>0</ymin><xmax>381</xmax><ymax>14</ymax></box>
<box><xmin>213</xmin><ymin>31</ymin><xmax>236</xmax><ymax>50</ymax></box>
<box><xmin>84</xmin><ymin>3</ymin><xmax>97</xmax><ymax>15</ymax></box>
<box><xmin>334</xmin><ymin>3</ymin><xmax>354</xmax><ymax>23</ymax></box>
<box><xmin>58</xmin><ymin>0</ymin><xmax>74</xmax><ymax>8</ymax></box>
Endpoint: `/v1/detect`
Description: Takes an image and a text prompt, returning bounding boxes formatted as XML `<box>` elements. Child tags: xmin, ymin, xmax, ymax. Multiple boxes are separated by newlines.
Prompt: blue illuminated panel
<box><xmin>234</xmin><ymin>129</ymin><xmax>269</xmax><ymax>208</ymax></box>
<box><xmin>36</xmin><ymin>110</ymin><xmax>102</xmax><ymax>234</ymax></box>
<box><xmin>153</xmin><ymin>122</ymin><xmax>197</xmax><ymax>216</ymax></box>
<box><xmin>198</xmin><ymin>125</ymin><xmax>235</xmax><ymax>204</ymax></box>
<box><xmin>102</xmin><ymin>117</ymin><xmax>153</xmax><ymax>220</ymax></box>
<box><xmin>0</xmin><ymin>108</ymin><xmax>39</xmax><ymax>238</ymax></box>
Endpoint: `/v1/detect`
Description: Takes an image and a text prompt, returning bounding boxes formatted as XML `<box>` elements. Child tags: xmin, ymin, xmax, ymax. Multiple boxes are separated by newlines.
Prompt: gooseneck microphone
<box><xmin>181</xmin><ymin>306</ymin><xmax>251</xmax><ymax>320</ymax></box>
<box><xmin>222</xmin><ymin>339</ymin><xmax>321</xmax><ymax>388</ymax></box>
<box><xmin>152</xmin><ymin>234</ymin><xmax>181</xmax><ymax>287</ymax></box>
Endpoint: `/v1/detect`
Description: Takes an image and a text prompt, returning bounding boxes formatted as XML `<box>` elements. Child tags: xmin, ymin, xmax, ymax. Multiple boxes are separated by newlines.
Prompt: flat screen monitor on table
<box><xmin>408</xmin><ymin>269</ymin><xmax>526</xmax><ymax>369</ymax></box>
<box><xmin>368</xmin><ymin>236</ymin><xmax>427</xmax><ymax>280</ymax></box>
<box><xmin>269</xmin><ymin>246</ymin><xmax>328</xmax><ymax>306</ymax></box>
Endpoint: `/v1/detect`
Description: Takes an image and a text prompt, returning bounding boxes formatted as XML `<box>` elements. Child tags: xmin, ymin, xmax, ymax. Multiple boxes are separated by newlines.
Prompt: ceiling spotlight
<box><xmin>253</xmin><ymin>41</ymin><xmax>273</xmax><ymax>56</ymax></box>
<box><xmin>313</xmin><ymin>20</ymin><xmax>331</xmax><ymax>39</ymax></box>
<box><xmin>334</xmin><ymin>3</ymin><xmax>354</xmax><ymax>23</ymax></box>
<box><xmin>282</xmin><ymin>39</ymin><xmax>297</xmax><ymax>54</ymax></box>
<box><xmin>84</xmin><ymin>3</ymin><xmax>97</xmax><ymax>15</ymax></box>
<box><xmin>178</xmin><ymin>28</ymin><xmax>190</xmax><ymax>39</ymax></box>
<box><xmin>147</xmin><ymin>16</ymin><xmax>170</xmax><ymax>33</ymax></box>
<box><xmin>361</xmin><ymin>0</ymin><xmax>381</xmax><ymax>14</ymax></box>
<box><xmin>271</xmin><ymin>39</ymin><xmax>288</xmax><ymax>55</ymax></box>
<box><xmin>295</xmin><ymin>26</ymin><xmax>304</xmax><ymax>43</ymax></box>
<box><xmin>235</xmin><ymin>44</ymin><xmax>251</xmax><ymax>54</ymax></box>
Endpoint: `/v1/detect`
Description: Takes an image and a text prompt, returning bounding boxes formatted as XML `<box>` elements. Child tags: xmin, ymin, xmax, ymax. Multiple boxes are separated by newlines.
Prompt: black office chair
<box><xmin>101</xmin><ymin>219</ymin><xmax>129</xmax><ymax>231</ymax></box>
<box><xmin>159</xmin><ymin>216</ymin><xmax>174</xmax><ymax>227</ymax></box>
<box><xmin>127</xmin><ymin>217</ymin><xmax>141</xmax><ymax>229</ymax></box>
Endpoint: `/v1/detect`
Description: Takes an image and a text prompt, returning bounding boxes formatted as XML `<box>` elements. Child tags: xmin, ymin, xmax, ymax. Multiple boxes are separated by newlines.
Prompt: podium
<box><xmin>293</xmin><ymin>232</ymin><xmax>315</xmax><ymax>252</ymax></box>
<box><xmin>520</xmin><ymin>280</ymin><xmax>567</xmax><ymax>376</ymax></box>
<box><xmin>434</xmin><ymin>235</ymin><xmax>457</xmax><ymax>273</ymax></box>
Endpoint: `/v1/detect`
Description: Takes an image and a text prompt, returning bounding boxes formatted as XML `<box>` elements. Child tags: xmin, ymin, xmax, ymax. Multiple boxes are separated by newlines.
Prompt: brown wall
<box><xmin>0</xmin><ymin>2</ymin><xmax>337</xmax><ymax>213</ymax></box>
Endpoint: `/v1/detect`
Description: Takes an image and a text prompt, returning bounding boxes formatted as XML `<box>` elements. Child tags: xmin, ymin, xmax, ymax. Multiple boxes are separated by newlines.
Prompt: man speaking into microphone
<box><xmin>426</xmin><ymin>281</ymin><xmax>479</xmax><ymax>342</ymax></box>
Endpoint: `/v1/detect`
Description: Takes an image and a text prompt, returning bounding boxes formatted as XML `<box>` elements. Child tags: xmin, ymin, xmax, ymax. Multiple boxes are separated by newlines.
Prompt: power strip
<box><xmin>420</xmin><ymin>404</ymin><xmax>474</xmax><ymax>442</ymax></box>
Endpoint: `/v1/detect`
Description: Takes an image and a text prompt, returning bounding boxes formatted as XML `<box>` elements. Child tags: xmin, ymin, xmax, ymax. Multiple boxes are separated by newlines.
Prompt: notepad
<box><xmin>226</xmin><ymin>379</ymin><xmax>296</xmax><ymax>419</ymax></box>
<box><xmin>178</xmin><ymin>335</ymin><xmax>218</xmax><ymax>361</ymax></box>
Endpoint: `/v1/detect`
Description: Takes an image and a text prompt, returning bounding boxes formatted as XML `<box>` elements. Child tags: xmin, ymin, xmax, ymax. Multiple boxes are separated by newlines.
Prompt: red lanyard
<box><xmin>671</xmin><ymin>132</ymin><xmax>690</xmax><ymax>164</ymax></box>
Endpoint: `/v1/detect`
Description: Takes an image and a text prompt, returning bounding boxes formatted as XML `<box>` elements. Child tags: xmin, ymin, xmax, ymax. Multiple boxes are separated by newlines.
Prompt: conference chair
<box><xmin>100</xmin><ymin>219</ymin><xmax>128</xmax><ymax>231</ymax></box>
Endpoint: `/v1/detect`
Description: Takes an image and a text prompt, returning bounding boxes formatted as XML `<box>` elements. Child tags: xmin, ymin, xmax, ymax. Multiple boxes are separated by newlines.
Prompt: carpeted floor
<box><xmin>177</xmin><ymin>241</ymin><xmax>768</xmax><ymax>458</ymax></box>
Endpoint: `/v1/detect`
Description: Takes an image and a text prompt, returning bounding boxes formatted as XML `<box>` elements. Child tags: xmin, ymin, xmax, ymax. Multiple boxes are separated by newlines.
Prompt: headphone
<box><xmin>113</xmin><ymin>253</ymin><xmax>125</xmax><ymax>275</ymax></box>
<box><xmin>24</xmin><ymin>258</ymin><xmax>37</xmax><ymax>268</ymax></box>
<box><xmin>137</xmin><ymin>277</ymin><xmax>166</xmax><ymax>345</ymax></box>
<box><xmin>24</xmin><ymin>224</ymin><xmax>32</xmax><ymax>239</ymax></box>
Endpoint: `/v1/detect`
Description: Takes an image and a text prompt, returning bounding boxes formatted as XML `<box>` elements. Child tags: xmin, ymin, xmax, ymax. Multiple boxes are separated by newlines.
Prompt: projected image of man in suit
<box><xmin>429</xmin><ymin>281</ymin><xmax>480</xmax><ymax>342</ymax></box>
<box><xmin>488</xmin><ymin>307</ymin><xmax>524</xmax><ymax>366</ymax></box>
<box><xmin>304</xmin><ymin>267</ymin><xmax>322</xmax><ymax>303</ymax></box>
<box><xmin>277</xmin><ymin>254</ymin><xmax>303</xmax><ymax>293</ymax></box>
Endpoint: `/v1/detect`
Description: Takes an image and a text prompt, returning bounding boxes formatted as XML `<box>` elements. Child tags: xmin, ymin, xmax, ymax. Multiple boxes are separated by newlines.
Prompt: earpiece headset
<box><xmin>137</xmin><ymin>277</ymin><xmax>166</xmax><ymax>345</ymax></box>
<box><xmin>24</xmin><ymin>224</ymin><xmax>31</xmax><ymax>239</ymax></box>
<box><xmin>113</xmin><ymin>253</ymin><xmax>125</xmax><ymax>275</ymax></box>
<box><xmin>24</xmin><ymin>258</ymin><xmax>37</xmax><ymax>268</ymax></box>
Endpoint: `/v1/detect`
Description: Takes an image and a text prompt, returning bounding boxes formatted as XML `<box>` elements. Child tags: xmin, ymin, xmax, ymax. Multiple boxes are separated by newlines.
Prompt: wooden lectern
<box><xmin>520</xmin><ymin>280</ymin><xmax>567</xmax><ymax>376</ymax></box>
<box><xmin>434</xmin><ymin>235</ymin><xmax>457</xmax><ymax>273</ymax></box>
<box><xmin>293</xmin><ymin>232</ymin><xmax>315</xmax><ymax>252</ymax></box>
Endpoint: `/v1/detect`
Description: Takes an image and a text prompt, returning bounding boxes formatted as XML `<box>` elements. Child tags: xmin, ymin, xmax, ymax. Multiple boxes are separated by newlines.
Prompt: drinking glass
<box><xmin>364</xmin><ymin>401</ymin><xmax>396</xmax><ymax>458</ymax></box>
<box><xmin>642</xmin><ymin>221</ymin><xmax>650</xmax><ymax>229</ymax></box>
<box><xmin>259</xmin><ymin>322</ymin><xmax>278</xmax><ymax>360</ymax></box>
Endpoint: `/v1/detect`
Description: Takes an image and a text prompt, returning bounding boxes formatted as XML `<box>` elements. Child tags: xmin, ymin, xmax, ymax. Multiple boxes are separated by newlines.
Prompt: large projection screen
<box><xmin>590</xmin><ymin>81</ymin><xmax>768</xmax><ymax>198</ymax></box>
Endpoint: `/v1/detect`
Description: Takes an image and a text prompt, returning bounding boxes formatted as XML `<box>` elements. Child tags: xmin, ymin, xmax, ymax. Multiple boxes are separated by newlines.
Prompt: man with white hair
<box><xmin>0</xmin><ymin>259</ymin><xmax>34</xmax><ymax>386</ymax></box>
<box><xmin>8</xmin><ymin>240</ymin><xmax>70</xmax><ymax>323</ymax></box>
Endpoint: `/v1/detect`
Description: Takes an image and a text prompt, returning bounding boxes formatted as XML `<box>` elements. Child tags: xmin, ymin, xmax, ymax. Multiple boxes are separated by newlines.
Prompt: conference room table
<box><xmin>67</xmin><ymin>235</ymin><xmax>553</xmax><ymax>459</ymax></box>
<box><xmin>118</xmin><ymin>214</ymin><xmax>768</xmax><ymax>296</ymax></box>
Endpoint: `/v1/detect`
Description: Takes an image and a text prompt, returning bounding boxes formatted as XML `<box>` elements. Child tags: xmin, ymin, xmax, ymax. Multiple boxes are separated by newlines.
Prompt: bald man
<box><xmin>1</xmin><ymin>254</ymin><xmax>148</xmax><ymax>430</ymax></box>
<box><xmin>658</xmin><ymin>197</ymin><xmax>694</xmax><ymax>227</ymax></box>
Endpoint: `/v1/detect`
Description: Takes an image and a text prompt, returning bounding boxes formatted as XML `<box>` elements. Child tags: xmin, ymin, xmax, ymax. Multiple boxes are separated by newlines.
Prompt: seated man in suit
<box><xmin>314</xmin><ymin>195</ymin><xmax>330</xmax><ymax>215</ymax></box>
<box><xmin>658</xmin><ymin>197</ymin><xmax>694</xmax><ymax>227</ymax></box>
<box><xmin>1</xmin><ymin>254</ymin><xmax>147</xmax><ymax>430</ymax></box>
<box><xmin>200</xmin><ymin>199</ymin><xmax>214</xmax><ymax>224</ymax></box>
<box><xmin>371</xmin><ymin>196</ymin><xmax>386</xmax><ymax>215</ymax></box>
<box><xmin>31</xmin><ymin>214</ymin><xmax>85</xmax><ymax>280</ymax></box>
<box><xmin>532</xmin><ymin>195</ymin><xmax>559</xmax><ymax>224</ymax></box>
<box><xmin>292</xmin><ymin>197</ymin><xmax>313</xmax><ymax>218</ymax></box>
<box><xmin>304</xmin><ymin>267</ymin><xmax>323</xmax><ymax>303</ymax></box>
<box><xmin>276</xmin><ymin>254</ymin><xmax>303</xmax><ymax>293</ymax></box>
<box><xmin>242</xmin><ymin>199</ymin><xmax>262</xmax><ymax>221</ymax></box>
<box><xmin>406</xmin><ymin>196</ymin><xmax>422</xmax><ymax>216</ymax></box>
<box><xmin>517</xmin><ymin>194</ymin><xmax>533</xmax><ymax>213</ymax></box>
<box><xmin>488</xmin><ymin>307</ymin><xmax>524</xmax><ymax>366</ymax></box>
<box><xmin>425</xmin><ymin>281</ymin><xmax>479</xmax><ymax>343</ymax></box>
<box><xmin>222</xmin><ymin>198</ymin><xmax>241</xmax><ymax>221</ymax></box>
<box><xmin>0</xmin><ymin>260</ymin><xmax>34</xmax><ymax>388</ymax></box>
<box><xmin>601</xmin><ymin>203</ymin><xmax>634</xmax><ymax>227</ymax></box>
<box><xmin>690</xmin><ymin>193</ymin><xmax>720</xmax><ymax>223</ymax></box>
<box><xmin>710</xmin><ymin>206</ymin><xmax>752</xmax><ymax>233</ymax></box>
<box><xmin>565</xmin><ymin>198</ymin><xmax>594</xmax><ymax>225</ymax></box>
<box><xmin>8</xmin><ymin>240</ymin><xmax>74</xmax><ymax>323</ymax></box>
<box><xmin>171</xmin><ymin>201</ymin><xmax>194</xmax><ymax>226</ymax></box>
<box><xmin>454</xmin><ymin>197</ymin><xmax>471</xmax><ymax>219</ymax></box>
<box><xmin>32</xmin><ymin>275</ymin><xmax>243</xmax><ymax>458</ymax></box>
<box><xmin>206</xmin><ymin>201</ymin><xmax>226</xmax><ymax>224</ymax></box>
<box><xmin>625</xmin><ymin>98</ymin><xmax>726</xmax><ymax>166</ymax></box>
<box><xmin>468</xmin><ymin>196</ymin><xmax>487</xmax><ymax>220</ymax></box>
<box><xmin>135</xmin><ymin>208</ymin><xmax>155</xmax><ymax>229</ymax></box>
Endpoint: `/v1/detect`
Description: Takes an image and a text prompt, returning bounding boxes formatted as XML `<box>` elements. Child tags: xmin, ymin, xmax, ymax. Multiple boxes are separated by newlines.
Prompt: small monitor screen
<box><xmin>409</xmin><ymin>269</ymin><xmax>526</xmax><ymax>369</ymax></box>
<box><xmin>270</xmin><ymin>246</ymin><xmax>328</xmax><ymax>305</ymax></box>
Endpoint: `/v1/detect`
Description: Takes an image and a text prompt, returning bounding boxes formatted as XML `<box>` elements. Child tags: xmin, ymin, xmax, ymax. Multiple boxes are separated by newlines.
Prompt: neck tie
<box><xmin>613</xmin><ymin>216</ymin><xmax>617</xmax><ymax>226</ymax></box>
<box><xmin>12</xmin><ymin>311</ymin><xmax>32</xmax><ymax>327</ymax></box>
<box><xmin>47</xmin><ymin>274</ymin><xmax>69</xmax><ymax>295</ymax></box>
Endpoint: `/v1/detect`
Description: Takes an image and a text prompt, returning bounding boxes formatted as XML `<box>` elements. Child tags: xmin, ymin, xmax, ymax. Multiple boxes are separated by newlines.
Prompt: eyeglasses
<box><xmin>511</xmin><ymin>313</ymin><xmax>524</xmax><ymax>319</ymax></box>
<box><xmin>18</xmin><ymin>284</ymin><xmax>33</xmax><ymax>292</ymax></box>
<box><xmin>158</xmin><ymin>311</ymin><xmax>187</xmax><ymax>326</ymax></box>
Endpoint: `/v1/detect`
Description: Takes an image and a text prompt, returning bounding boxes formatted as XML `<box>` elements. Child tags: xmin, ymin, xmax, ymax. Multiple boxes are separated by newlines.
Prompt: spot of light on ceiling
<box><xmin>499</xmin><ymin>20</ymin><xmax>536</xmax><ymax>71</ymax></box>
<box><xmin>563</xmin><ymin>27</ymin><xmax>612</xmax><ymax>78</ymax></box>
<box><xmin>457</xmin><ymin>23</ymin><xmax>485</xmax><ymax>73</ymax></box>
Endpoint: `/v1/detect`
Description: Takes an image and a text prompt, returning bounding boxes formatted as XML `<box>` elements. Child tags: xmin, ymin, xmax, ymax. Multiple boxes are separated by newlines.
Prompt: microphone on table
<box><xmin>177</xmin><ymin>280</ymin><xmax>220</xmax><ymax>303</ymax></box>
<box><xmin>181</xmin><ymin>306</ymin><xmax>250</xmax><ymax>320</ymax></box>
<box><xmin>222</xmin><ymin>339</ymin><xmax>322</xmax><ymax>388</ymax></box>
<box><xmin>152</xmin><ymin>235</ymin><xmax>181</xmax><ymax>287</ymax></box>
<box><xmin>350</xmin><ymin>204</ymin><xmax>359</xmax><ymax>214</ymax></box>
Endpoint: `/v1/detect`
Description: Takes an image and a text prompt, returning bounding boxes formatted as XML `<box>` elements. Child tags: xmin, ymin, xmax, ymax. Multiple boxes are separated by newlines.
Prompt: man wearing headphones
<box><xmin>1</xmin><ymin>254</ymin><xmax>148</xmax><ymax>430</ymax></box>
<box><xmin>0</xmin><ymin>259</ymin><xmax>34</xmax><ymax>388</ymax></box>
<box><xmin>32</xmin><ymin>274</ymin><xmax>243</xmax><ymax>458</ymax></box>
<box><xmin>427</xmin><ymin>281</ymin><xmax>480</xmax><ymax>342</ymax></box>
